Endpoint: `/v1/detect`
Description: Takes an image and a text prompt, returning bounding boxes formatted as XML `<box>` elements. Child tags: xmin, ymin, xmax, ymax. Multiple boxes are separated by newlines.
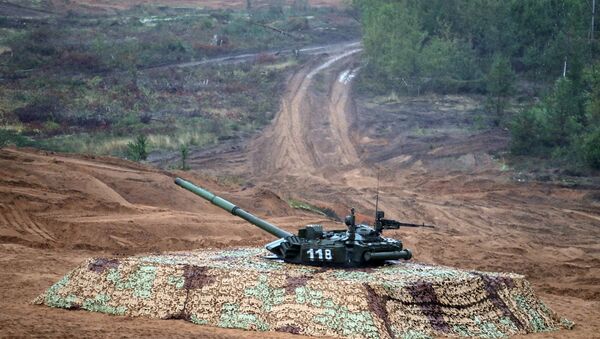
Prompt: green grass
<box><xmin>215</xmin><ymin>174</ymin><xmax>247</xmax><ymax>188</ymax></box>
<box><xmin>1</xmin><ymin>55</ymin><xmax>297</xmax><ymax>156</ymax></box>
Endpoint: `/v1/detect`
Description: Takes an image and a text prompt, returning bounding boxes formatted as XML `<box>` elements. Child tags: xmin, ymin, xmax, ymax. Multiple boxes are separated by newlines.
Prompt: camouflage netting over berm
<box><xmin>35</xmin><ymin>248</ymin><xmax>573</xmax><ymax>338</ymax></box>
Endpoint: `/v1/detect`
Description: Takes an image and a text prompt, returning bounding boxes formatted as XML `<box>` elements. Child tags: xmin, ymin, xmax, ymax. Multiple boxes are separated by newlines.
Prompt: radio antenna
<box><xmin>374</xmin><ymin>171</ymin><xmax>380</xmax><ymax>224</ymax></box>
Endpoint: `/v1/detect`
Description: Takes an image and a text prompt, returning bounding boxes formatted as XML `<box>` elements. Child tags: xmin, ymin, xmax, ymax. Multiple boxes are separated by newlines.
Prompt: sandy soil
<box><xmin>1</xmin><ymin>35</ymin><xmax>599</xmax><ymax>339</ymax></box>
<box><xmin>0</xmin><ymin>147</ymin><xmax>325</xmax><ymax>338</ymax></box>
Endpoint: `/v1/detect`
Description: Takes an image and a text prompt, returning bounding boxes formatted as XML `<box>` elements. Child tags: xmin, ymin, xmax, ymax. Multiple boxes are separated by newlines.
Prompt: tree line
<box><xmin>352</xmin><ymin>0</ymin><xmax>600</xmax><ymax>171</ymax></box>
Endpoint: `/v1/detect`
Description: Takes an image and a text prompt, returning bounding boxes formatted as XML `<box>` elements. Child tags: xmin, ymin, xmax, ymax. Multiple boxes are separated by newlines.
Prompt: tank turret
<box><xmin>175</xmin><ymin>177</ymin><xmax>433</xmax><ymax>267</ymax></box>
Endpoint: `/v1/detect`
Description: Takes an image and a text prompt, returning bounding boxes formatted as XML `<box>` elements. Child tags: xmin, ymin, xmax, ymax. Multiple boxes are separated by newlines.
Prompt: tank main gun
<box><xmin>174</xmin><ymin>177</ymin><xmax>292</xmax><ymax>239</ymax></box>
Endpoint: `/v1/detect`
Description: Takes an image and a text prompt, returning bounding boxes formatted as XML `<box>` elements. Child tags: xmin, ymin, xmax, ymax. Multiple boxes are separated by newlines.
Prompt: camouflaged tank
<box><xmin>175</xmin><ymin>178</ymin><xmax>434</xmax><ymax>267</ymax></box>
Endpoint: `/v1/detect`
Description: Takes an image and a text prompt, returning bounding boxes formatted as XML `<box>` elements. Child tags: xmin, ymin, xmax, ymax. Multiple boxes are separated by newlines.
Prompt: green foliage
<box><xmin>180</xmin><ymin>144</ymin><xmax>189</xmax><ymax>170</ymax></box>
<box><xmin>509</xmin><ymin>105</ymin><xmax>548</xmax><ymax>155</ymax></box>
<box><xmin>127</xmin><ymin>135</ymin><xmax>148</xmax><ymax>161</ymax></box>
<box><xmin>354</xmin><ymin>0</ymin><xmax>599</xmax><ymax>171</ymax></box>
<box><xmin>509</xmin><ymin>66</ymin><xmax>598</xmax><ymax>171</ymax></box>
<box><xmin>0</xmin><ymin>4</ymin><xmax>359</xmax><ymax>159</ymax></box>
<box><xmin>0</xmin><ymin>129</ymin><xmax>36</xmax><ymax>148</ymax></box>
<box><xmin>360</xmin><ymin>0</ymin><xmax>425</xmax><ymax>93</ymax></box>
<box><xmin>583</xmin><ymin>128</ymin><xmax>600</xmax><ymax>169</ymax></box>
<box><xmin>510</xmin><ymin>0</ymin><xmax>590</xmax><ymax>79</ymax></box>
<box><xmin>544</xmin><ymin>78</ymin><xmax>585</xmax><ymax>146</ymax></box>
<box><xmin>357</xmin><ymin>0</ymin><xmax>486</xmax><ymax>94</ymax></box>
<box><xmin>0</xmin><ymin>130</ymin><xmax>10</xmax><ymax>148</ymax></box>
<box><xmin>12</xmin><ymin>93</ymin><xmax>64</xmax><ymax>124</ymax></box>
<box><xmin>584</xmin><ymin>64</ymin><xmax>600</xmax><ymax>125</ymax></box>
<box><xmin>355</xmin><ymin>0</ymin><xmax>597</xmax><ymax>93</ymax></box>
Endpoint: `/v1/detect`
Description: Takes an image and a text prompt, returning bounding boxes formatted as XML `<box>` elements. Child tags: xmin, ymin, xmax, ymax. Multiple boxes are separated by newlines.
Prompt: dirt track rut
<box><xmin>250</xmin><ymin>48</ymin><xmax>362</xmax><ymax>177</ymax></box>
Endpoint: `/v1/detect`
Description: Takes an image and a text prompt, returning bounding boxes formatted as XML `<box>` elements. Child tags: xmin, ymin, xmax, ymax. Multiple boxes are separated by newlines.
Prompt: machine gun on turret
<box><xmin>371</xmin><ymin>173</ymin><xmax>435</xmax><ymax>234</ymax></box>
<box><xmin>374</xmin><ymin>210</ymin><xmax>435</xmax><ymax>233</ymax></box>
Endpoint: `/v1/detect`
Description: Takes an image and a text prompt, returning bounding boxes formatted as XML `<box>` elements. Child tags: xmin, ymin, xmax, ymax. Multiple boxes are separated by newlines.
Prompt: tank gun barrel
<box><xmin>175</xmin><ymin>177</ymin><xmax>292</xmax><ymax>239</ymax></box>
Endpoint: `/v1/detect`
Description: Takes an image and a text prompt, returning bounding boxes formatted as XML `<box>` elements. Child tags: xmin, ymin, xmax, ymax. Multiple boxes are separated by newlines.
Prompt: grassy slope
<box><xmin>0</xmin><ymin>3</ymin><xmax>359</xmax><ymax>156</ymax></box>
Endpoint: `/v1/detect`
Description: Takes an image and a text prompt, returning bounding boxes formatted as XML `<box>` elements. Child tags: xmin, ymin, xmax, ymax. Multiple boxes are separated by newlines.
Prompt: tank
<box><xmin>175</xmin><ymin>177</ymin><xmax>434</xmax><ymax>267</ymax></box>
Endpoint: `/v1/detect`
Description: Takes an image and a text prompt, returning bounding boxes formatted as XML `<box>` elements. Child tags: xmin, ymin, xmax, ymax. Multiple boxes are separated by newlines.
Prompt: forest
<box><xmin>353</xmin><ymin>0</ymin><xmax>600</xmax><ymax>172</ymax></box>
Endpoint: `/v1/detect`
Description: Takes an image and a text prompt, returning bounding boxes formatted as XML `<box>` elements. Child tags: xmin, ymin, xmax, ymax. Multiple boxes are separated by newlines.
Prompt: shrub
<box><xmin>69</xmin><ymin>115</ymin><xmax>111</xmax><ymax>129</ymax></box>
<box><xmin>126</xmin><ymin>134</ymin><xmax>148</xmax><ymax>161</ymax></box>
<box><xmin>201</xmin><ymin>18</ymin><xmax>214</xmax><ymax>29</ymax></box>
<box><xmin>13</xmin><ymin>97</ymin><xmax>62</xmax><ymax>123</ymax></box>
<box><xmin>583</xmin><ymin>128</ymin><xmax>600</xmax><ymax>169</ymax></box>
<box><xmin>321</xmin><ymin>207</ymin><xmax>341</xmax><ymax>221</ymax></box>
<box><xmin>285</xmin><ymin>17</ymin><xmax>309</xmax><ymax>31</ymax></box>
<box><xmin>509</xmin><ymin>106</ymin><xmax>546</xmax><ymax>156</ymax></box>
<box><xmin>43</xmin><ymin>121</ymin><xmax>62</xmax><ymax>134</ymax></box>
<box><xmin>0</xmin><ymin>130</ymin><xmax>10</xmax><ymax>148</ymax></box>
<box><xmin>180</xmin><ymin>144</ymin><xmax>189</xmax><ymax>170</ymax></box>
<box><xmin>0</xmin><ymin>130</ymin><xmax>33</xmax><ymax>148</ymax></box>
<box><xmin>140</xmin><ymin>113</ymin><xmax>152</xmax><ymax>124</ymax></box>
<box><xmin>56</xmin><ymin>50</ymin><xmax>106</xmax><ymax>72</ymax></box>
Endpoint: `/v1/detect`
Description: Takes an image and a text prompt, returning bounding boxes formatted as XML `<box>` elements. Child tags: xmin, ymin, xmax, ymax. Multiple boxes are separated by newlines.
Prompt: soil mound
<box><xmin>0</xmin><ymin>148</ymin><xmax>296</xmax><ymax>252</ymax></box>
<box><xmin>36</xmin><ymin>248</ymin><xmax>572</xmax><ymax>339</ymax></box>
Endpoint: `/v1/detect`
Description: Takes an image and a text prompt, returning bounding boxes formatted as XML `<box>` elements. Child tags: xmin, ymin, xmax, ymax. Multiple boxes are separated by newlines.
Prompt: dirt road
<box><xmin>249</xmin><ymin>47</ymin><xmax>362</xmax><ymax>177</ymax></box>
<box><xmin>0</xmin><ymin>32</ymin><xmax>599</xmax><ymax>338</ymax></box>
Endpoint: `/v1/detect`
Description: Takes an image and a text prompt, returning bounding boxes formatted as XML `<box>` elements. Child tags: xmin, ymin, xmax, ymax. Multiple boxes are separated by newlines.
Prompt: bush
<box><xmin>140</xmin><ymin>113</ymin><xmax>152</xmax><ymax>124</ymax></box>
<box><xmin>0</xmin><ymin>130</ymin><xmax>34</xmax><ymax>148</ymax></box>
<box><xmin>321</xmin><ymin>207</ymin><xmax>340</xmax><ymax>221</ymax></box>
<box><xmin>285</xmin><ymin>17</ymin><xmax>309</xmax><ymax>31</ymax></box>
<box><xmin>486</xmin><ymin>55</ymin><xmax>515</xmax><ymax>125</ymax></box>
<box><xmin>69</xmin><ymin>115</ymin><xmax>111</xmax><ymax>129</ymax></box>
<box><xmin>127</xmin><ymin>134</ymin><xmax>148</xmax><ymax>161</ymax></box>
<box><xmin>0</xmin><ymin>130</ymin><xmax>10</xmax><ymax>148</ymax></box>
<box><xmin>544</xmin><ymin>78</ymin><xmax>585</xmax><ymax>146</ymax></box>
<box><xmin>583</xmin><ymin>128</ymin><xmax>600</xmax><ymax>169</ymax></box>
<box><xmin>56</xmin><ymin>50</ymin><xmax>106</xmax><ymax>72</ymax></box>
<box><xmin>13</xmin><ymin>97</ymin><xmax>62</xmax><ymax>123</ymax></box>
<box><xmin>180</xmin><ymin>144</ymin><xmax>189</xmax><ymax>170</ymax></box>
<box><xmin>509</xmin><ymin>76</ymin><xmax>589</xmax><ymax>164</ymax></box>
<box><xmin>509</xmin><ymin>106</ymin><xmax>546</xmax><ymax>156</ymax></box>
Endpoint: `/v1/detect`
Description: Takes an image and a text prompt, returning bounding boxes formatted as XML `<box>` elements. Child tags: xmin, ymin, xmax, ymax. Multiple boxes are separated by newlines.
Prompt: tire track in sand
<box><xmin>0</xmin><ymin>203</ymin><xmax>57</xmax><ymax>243</ymax></box>
<box><xmin>249</xmin><ymin>48</ymin><xmax>361</xmax><ymax>177</ymax></box>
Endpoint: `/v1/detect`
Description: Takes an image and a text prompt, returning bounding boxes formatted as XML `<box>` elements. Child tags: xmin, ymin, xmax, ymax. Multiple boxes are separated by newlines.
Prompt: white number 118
<box><xmin>307</xmin><ymin>248</ymin><xmax>333</xmax><ymax>261</ymax></box>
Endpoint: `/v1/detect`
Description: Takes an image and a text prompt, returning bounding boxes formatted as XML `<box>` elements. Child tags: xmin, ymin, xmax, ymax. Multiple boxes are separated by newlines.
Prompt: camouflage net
<box><xmin>35</xmin><ymin>248</ymin><xmax>573</xmax><ymax>338</ymax></box>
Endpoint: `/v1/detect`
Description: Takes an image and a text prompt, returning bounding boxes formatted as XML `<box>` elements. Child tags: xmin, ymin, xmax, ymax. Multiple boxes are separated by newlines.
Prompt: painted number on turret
<box><xmin>306</xmin><ymin>248</ymin><xmax>333</xmax><ymax>261</ymax></box>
